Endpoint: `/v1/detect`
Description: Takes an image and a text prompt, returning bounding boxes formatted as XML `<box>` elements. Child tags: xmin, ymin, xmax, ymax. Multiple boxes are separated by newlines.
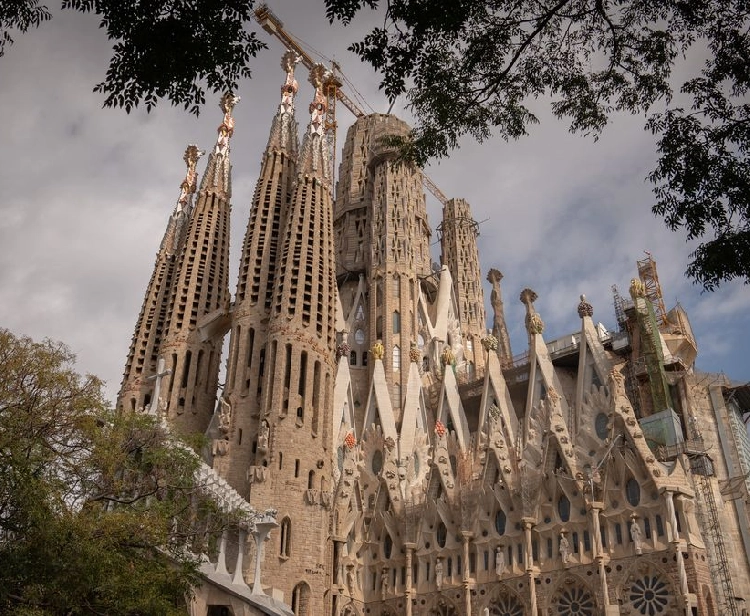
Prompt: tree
<box><xmin>1</xmin><ymin>1</ymin><xmax>748</xmax><ymax>288</ymax></box>
<box><xmin>324</xmin><ymin>0</ymin><xmax>750</xmax><ymax>290</ymax></box>
<box><xmin>0</xmin><ymin>329</ymin><xmax>234</xmax><ymax>615</ymax></box>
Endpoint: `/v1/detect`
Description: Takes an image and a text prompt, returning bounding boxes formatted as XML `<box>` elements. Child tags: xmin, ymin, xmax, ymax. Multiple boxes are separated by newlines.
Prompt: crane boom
<box><xmin>253</xmin><ymin>3</ymin><xmax>448</xmax><ymax>206</ymax></box>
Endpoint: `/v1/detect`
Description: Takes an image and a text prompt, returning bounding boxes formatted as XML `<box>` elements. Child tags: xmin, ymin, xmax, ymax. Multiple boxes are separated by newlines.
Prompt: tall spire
<box><xmin>160</xmin><ymin>95</ymin><xmax>236</xmax><ymax>435</ymax></box>
<box><xmin>199</xmin><ymin>92</ymin><xmax>239</xmax><ymax>198</ymax></box>
<box><xmin>297</xmin><ymin>64</ymin><xmax>331</xmax><ymax>181</ymax></box>
<box><xmin>118</xmin><ymin>145</ymin><xmax>204</xmax><ymax>413</ymax></box>
<box><xmin>239</xmin><ymin>66</ymin><xmax>338</xmax><ymax>614</ymax></box>
<box><xmin>265</xmin><ymin>49</ymin><xmax>300</xmax><ymax>155</ymax></box>
<box><xmin>218</xmin><ymin>52</ymin><xmax>301</xmax><ymax>486</ymax></box>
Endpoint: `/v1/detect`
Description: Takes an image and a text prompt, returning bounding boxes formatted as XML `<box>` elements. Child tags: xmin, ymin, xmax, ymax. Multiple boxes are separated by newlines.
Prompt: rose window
<box><xmin>489</xmin><ymin>594</ymin><xmax>524</xmax><ymax>616</ymax></box>
<box><xmin>555</xmin><ymin>586</ymin><xmax>595</xmax><ymax>615</ymax></box>
<box><xmin>629</xmin><ymin>575</ymin><xmax>669</xmax><ymax>614</ymax></box>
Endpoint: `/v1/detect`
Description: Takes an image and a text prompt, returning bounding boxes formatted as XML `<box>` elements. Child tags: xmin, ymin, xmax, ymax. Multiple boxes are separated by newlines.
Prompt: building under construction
<box><xmin>117</xmin><ymin>44</ymin><xmax>750</xmax><ymax>616</ymax></box>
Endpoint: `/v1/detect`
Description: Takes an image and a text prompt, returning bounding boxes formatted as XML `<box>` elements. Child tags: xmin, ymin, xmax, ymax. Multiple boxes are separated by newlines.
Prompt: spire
<box><xmin>161</xmin><ymin>145</ymin><xmax>204</xmax><ymax>256</ymax></box>
<box><xmin>297</xmin><ymin>64</ymin><xmax>331</xmax><ymax>181</ymax></box>
<box><xmin>487</xmin><ymin>268</ymin><xmax>513</xmax><ymax>368</ymax></box>
<box><xmin>199</xmin><ymin>93</ymin><xmax>240</xmax><ymax>198</ymax></box>
<box><xmin>266</xmin><ymin>50</ymin><xmax>300</xmax><ymax>155</ymax></box>
<box><xmin>118</xmin><ymin>145</ymin><xmax>203</xmax><ymax>413</ymax></box>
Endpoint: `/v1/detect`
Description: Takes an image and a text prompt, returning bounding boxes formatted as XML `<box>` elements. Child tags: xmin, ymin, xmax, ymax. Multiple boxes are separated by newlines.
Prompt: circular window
<box><xmin>354</xmin><ymin>329</ymin><xmax>365</xmax><ymax>344</ymax></box>
<box><xmin>595</xmin><ymin>413</ymin><xmax>608</xmax><ymax>439</ymax></box>
<box><xmin>495</xmin><ymin>510</ymin><xmax>506</xmax><ymax>535</ymax></box>
<box><xmin>626</xmin><ymin>478</ymin><xmax>641</xmax><ymax>506</ymax></box>
<box><xmin>629</xmin><ymin>575</ymin><xmax>669</xmax><ymax>614</ymax></box>
<box><xmin>556</xmin><ymin>585</ymin><xmax>595</xmax><ymax>615</ymax></box>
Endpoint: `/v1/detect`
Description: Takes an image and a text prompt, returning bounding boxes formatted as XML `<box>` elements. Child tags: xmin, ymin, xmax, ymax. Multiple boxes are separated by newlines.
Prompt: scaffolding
<box><xmin>637</xmin><ymin>253</ymin><xmax>668</xmax><ymax>329</ymax></box>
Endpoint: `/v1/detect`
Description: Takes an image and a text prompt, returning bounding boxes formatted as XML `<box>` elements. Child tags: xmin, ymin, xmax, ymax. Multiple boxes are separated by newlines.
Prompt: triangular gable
<box><xmin>399</xmin><ymin>360</ymin><xmax>427</xmax><ymax>457</ymax></box>
<box><xmin>362</xmin><ymin>358</ymin><xmax>398</xmax><ymax>443</ymax></box>
<box><xmin>479</xmin><ymin>351</ymin><xmax>519</xmax><ymax>442</ymax></box>
<box><xmin>436</xmin><ymin>366</ymin><xmax>470</xmax><ymax>450</ymax></box>
<box><xmin>332</xmin><ymin>354</ymin><xmax>357</xmax><ymax>446</ymax></box>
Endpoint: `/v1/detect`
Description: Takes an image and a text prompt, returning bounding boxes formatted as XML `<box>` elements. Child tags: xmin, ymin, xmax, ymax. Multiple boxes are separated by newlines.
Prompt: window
<box><xmin>393</xmin><ymin>345</ymin><xmax>401</xmax><ymax>371</ymax></box>
<box><xmin>558</xmin><ymin>496</ymin><xmax>571</xmax><ymax>522</ymax></box>
<box><xmin>384</xmin><ymin>533</ymin><xmax>393</xmax><ymax>559</ymax></box>
<box><xmin>437</xmin><ymin>522</ymin><xmax>447</xmax><ymax>548</ymax></box>
<box><xmin>350</xmin><ymin>350</ymin><xmax>357</xmax><ymax>365</ymax></box>
<box><xmin>280</xmin><ymin>518</ymin><xmax>291</xmax><ymax>558</ymax></box>
<box><xmin>655</xmin><ymin>515</ymin><xmax>664</xmax><ymax>537</ymax></box>
<box><xmin>393</xmin><ymin>311</ymin><xmax>401</xmax><ymax>334</ymax></box>
<box><xmin>615</xmin><ymin>523</ymin><xmax>623</xmax><ymax>544</ymax></box>
<box><xmin>495</xmin><ymin>510</ymin><xmax>507</xmax><ymax>535</ymax></box>
<box><xmin>626</xmin><ymin>478</ymin><xmax>641</xmax><ymax>506</ymax></box>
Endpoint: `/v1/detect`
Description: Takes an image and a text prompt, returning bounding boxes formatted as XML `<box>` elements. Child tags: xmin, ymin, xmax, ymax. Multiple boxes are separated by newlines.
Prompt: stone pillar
<box><xmin>215</xmin><ymin>529</ymin><xmax>229</xmax><ymax>575</ymax></box>
<box><xmin>664</xmin><ymin>489</ymin><xmax>690</xmax><ymax>615</ymax></box>
<box><xmin>233</xmin><ymin>528</ymin><xmax>248</xmax><ymax>586</ymax></box>
<box><xmin>405</xmin><ymin>542</ymin><xmax>416</xmax><ymax>616</ymax></box>
<box><xmin>461</xmin><ymin>532</ymin><xmax>473</xmax><ymax>616</ymax></box>
<box><xmin>523</xmin><ymin>519</ymin><xmax>537</xmax><ymax>615</ymax></box>
<box><xmin>589</xmin><ymin>502</ymin><xmax>610</xmax><ymax>606</ymax></box>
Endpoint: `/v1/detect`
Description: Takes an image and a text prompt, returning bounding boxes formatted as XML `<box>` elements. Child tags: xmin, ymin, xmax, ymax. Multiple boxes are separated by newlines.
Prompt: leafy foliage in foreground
<box><xmin>0</xmin><ymin>329</ymin><xmax>232</xmax><ymax>615</ymax></box>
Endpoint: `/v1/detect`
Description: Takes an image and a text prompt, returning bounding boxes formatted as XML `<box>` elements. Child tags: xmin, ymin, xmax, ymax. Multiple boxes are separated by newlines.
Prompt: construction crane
<box><xmin>254</xmin><ymin>3</ymin><xmax>449</xmax><ymax>206</ymax></box>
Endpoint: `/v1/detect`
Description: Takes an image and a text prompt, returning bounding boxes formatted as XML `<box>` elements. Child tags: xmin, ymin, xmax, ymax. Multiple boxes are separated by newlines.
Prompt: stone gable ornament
<box><xmin>577</xmin><ymin>294</ymin><xmax>594</xmax><ymax>318</ymax></box>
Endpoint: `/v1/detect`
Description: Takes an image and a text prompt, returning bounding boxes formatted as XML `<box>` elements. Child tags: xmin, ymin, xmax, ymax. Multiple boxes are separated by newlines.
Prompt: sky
<box><xmin>1</xmin><ymin>2</ymin><xmax>748</xmax><ymax>404</ymax></box>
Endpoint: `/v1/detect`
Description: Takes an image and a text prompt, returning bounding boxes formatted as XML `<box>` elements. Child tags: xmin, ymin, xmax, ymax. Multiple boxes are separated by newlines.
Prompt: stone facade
<box><xmin>118</xmin><ymin>57</ymin><xmax>750</xmax><ymax>616</ymax></box>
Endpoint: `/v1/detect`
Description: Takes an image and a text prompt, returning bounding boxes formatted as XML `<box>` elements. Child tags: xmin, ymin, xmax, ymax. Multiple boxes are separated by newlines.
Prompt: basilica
<box><xmin>118</xmin><ymin>51</ymin><xmax>750</xmax><ymax>616</ymax></box>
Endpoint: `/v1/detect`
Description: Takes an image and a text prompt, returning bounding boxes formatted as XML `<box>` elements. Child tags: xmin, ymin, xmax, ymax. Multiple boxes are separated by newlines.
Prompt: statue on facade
<box><xmin>630</xmin><ymin>515</ymin><xmax>643</xmax><ymax>555</ymax></box>
<box><xmin>435</xmin><ymin>557</ymin><xmax>444</xmax><ymax>589</ymax></box>
<box><xmin>257</xmin><ymin>419</ymin><xmax>270</xmax><ymax>453</ymax></box>
<box><xmin>559</xmin><ymin>532</ymin><xmax>571</xmax><ymax>564</ymax></box>
<box><xmin>495</xmin><ymin>545</ymin><xmax>506</xmax><ymax>577</ymax></box>
<box><xmin>381</xmin><ymin>567</ymin><xmax>389</xmax><ymax>600</ymax></box>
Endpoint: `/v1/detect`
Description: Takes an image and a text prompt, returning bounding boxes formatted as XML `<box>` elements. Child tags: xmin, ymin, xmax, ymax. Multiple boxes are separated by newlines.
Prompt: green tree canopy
<box><xmin>0</xmin><ymin>329</ymin><xmax>233</xmax><ymax>615</ymax></box>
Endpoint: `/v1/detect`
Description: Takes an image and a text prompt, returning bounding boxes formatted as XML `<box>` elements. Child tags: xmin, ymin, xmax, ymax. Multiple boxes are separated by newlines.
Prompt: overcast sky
<box><xmin>1</xmin><ymin>1</ymin><xmax>748</xmax><ymax>403</ymax></box>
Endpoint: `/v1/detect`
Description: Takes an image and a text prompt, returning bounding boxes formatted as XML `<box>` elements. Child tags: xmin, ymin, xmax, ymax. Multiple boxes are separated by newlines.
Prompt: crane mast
<box><xmin>254</xmin><ymin>3</ymin><xmax>449</xmax><ymax>206</ymax></box>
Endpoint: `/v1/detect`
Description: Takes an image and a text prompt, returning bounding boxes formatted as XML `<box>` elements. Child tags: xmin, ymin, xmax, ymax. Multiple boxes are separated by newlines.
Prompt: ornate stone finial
<box><xmin>441</xmin><ymin>346</ymin><xmax>455</xmax><ymax>366</ymax></box>
<box><xmin>308</xmin><ymin>64</ymin><xmax>329</xmax><ymax>136</ymax></box>
<box><xmin>577</xmin><ymin>294</ymin><xmax>594</xmax><ymax>318</ymax></box>
<box><xmin>409</xmin><ymin>341</ymin><xmax>421</xmax><ymax>363</ymax></box>
<box><xmin>520</xmin><ymin>288</ymin><xmax>544</xmax><ymax>335</ymax></box>
<box><xmin>176</xmin><ymin>144</ymin><xmax>205</xmax><ymax>211</ymax></box>
<box><xmin>344</xmin><ymin>431</ymin><xmax>356</xmax><ymax>449</ymax></box>
<box><xmin>280</xmin><ymin>50</ymin><xmax>300</xmax><ymax>113</ymax></box>
<box><xmin>519</xmin><ymin>288</ymin><xmax>538</xmax><ymax>307</ymax></box>
<box><xmin>371</xmin><ymin>340</ymin><xmax>385</xmax><ymax>360</ymax></box>
<box><xmin>434</xmin><ymin>420</ymin><xmax>447</xmax><ymax>438</ymax></box>
<box><xmin>629</xmin><ymin>278</ymin><xmax>646</xmax><ymax>299</ymax></box>
<box><xmin>214</xmin><ymin>93</ymin><xmax>240</xmax><ymax>156</ymax></box>
<box><xmin>481</xmin><ymin>335</ymin><xmax>498</xmax><ymax>352</ymax></box>
<box><xmin>487</xmin><ymin>268</ymin><xmax>504</xmax><ymax>284</ymax></box>
<box><xmin>336</xmin><ymin>342</ymin><xmax>350</xmax><ymax>361</ymax></box>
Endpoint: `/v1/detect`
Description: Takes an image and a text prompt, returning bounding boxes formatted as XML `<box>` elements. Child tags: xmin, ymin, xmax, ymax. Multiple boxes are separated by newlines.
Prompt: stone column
<box><xmin>405</xmin><ymin>542</ymin><xmax>416</xmax><ymax>616</ymax></box>
<box><xmin>461</xmin><ymin>532</ymin><xmax>473</xmax><ymax>616</ymax></box>
<box><xmin>215</xmin><ymin>529</ymin><xmax>229</xmax><ymax>575</ymax></box>
<box><xmin>232</xmin><ymin>527</ymin><xmax>248</xmax><ymax>586</ymax></box>
<box><xmin>522</xmin><ymin>519</ymin><xmax>538</xmax><ymax>615</ymax></box>
<box><xmin>664</xmin><ymin>489</ymin><xmax>690</xmax><ymax>615</ymax></box>
<box><xmin>589</xmin><ymin>502</ymin><xmax>610</xmax><ymax>606</ymax></box>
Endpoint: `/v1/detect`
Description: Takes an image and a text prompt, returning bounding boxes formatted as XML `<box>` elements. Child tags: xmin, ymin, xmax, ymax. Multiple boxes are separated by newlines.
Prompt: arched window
<box><xmin>495</xmin><ymin>510</ymin><xmax>507</xmax><ymax>535</ymax></box>
<box><xmin>437</xmin><ymin>522</ymin><xmax>448</xmax><ymax>548</ymax></box>
<box><xmin>291</xmin><ymin>582</ymin><xmax>310</xmax><ymax>616</ymax></box>
<box><xmin>280</xmin><ymin>517</ymin><xmax>291</xmax><ymax>558</ymax></box>
<box><xmin>626</xmin><ymin>478</ymin><xmax>641</xmax><ymax>506</ymax></box>
<box><xmin>393</xmin><ymin>311</ymin><xmax>401</xmax><ymax>334</ymax></box>
<box><xmin>350</xmin><ymin>350</ymin><xmax>357</xmax><ymax>365</ymax></box>
<box><xmin>558</xmin><ymin>495</ymin><xmax>571</xmax><ymax>522</ymax></box>
<box><xmin>384</xmin><ymin>533</ymin><xmax>393</xmax><ymax>559</ymax></box>
<box><xmin>308</xmin><ymin>470</ymin><xmax>315</xmax><ymax>490</ymax></box>
<box><xmin>392</xmin><ymin>345</ymin><xmax>401</xmax><ymax>371</ymax></box>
